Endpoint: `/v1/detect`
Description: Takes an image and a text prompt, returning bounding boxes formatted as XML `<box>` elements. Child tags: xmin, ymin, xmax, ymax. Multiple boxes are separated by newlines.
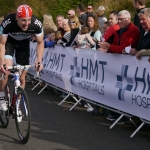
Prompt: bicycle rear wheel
<box><xmin>14</xmin><ymin>86</ymin><xmax>31</xmax><ymax>144</ymax></box>
<box><xmin>0</xmin><ymin>84</ymin><xmax>10</xmax><ymax>128</ymax></box>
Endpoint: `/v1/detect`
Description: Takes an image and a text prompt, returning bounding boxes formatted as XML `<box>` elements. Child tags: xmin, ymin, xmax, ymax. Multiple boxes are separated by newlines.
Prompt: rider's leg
<box><xmin>20</xmin><ymin>70</ymin><xmax>28</xmax><ymax>89</ymax></box>
<box><xmin>0</xmin><ymin>56</ymin><xmax>13</xmax><ymax>111</ymax></box>
<box><xmin>0</xmin><ymin>57</ymin><xmax>13</xmax><ymax>91</ymax></box>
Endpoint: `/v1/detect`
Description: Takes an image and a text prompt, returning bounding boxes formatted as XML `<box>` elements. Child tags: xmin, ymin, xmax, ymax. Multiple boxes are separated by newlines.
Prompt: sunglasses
<box><xmin>87</xmin><ymin>7</ymin><xmax>92</xmax><ymax>10</ymax></box>
<box><xmin>68</xmin><ymin>14</ymin><xmax>71</xmax><ymax>16</ymax></box>
<box><xmin>69</xmin><ymin>21</ymin><xmax>76</xmax><ymax>24</ymax></box>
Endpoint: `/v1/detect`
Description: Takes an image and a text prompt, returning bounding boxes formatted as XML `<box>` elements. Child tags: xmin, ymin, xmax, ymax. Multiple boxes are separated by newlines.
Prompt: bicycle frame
<box><xmin>11</xmin><ymin>65</ymin><xmax>37</xmax><ymax>115</ymax></box>
<box><xmin>0</xmin><ymin>64</ymin><xmax>39</xmax><ymax>143</ymax></box>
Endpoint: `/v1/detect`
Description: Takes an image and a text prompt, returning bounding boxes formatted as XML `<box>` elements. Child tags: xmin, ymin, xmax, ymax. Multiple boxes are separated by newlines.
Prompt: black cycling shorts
<box><xmin>5</xmin><ymin>36</ymin><xmax>30</xmax><ymax>65</ymax></box>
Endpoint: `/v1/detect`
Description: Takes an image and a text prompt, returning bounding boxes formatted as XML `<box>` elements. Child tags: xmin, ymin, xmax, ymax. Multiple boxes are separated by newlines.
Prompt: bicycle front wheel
<box><xmin>14</xmin><ymin>87</ymin><xmax>31</xmax><ymax>144</ymax></box>
<box><xmin>0</xmin><ymin>84</ymin><xmax>10</xmax><ymax>128</ymax></box>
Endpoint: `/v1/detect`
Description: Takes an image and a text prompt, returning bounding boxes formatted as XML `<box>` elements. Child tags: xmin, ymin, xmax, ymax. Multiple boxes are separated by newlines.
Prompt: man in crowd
<box><xmin>86</xmin><ymin>4</ymin><xmax>94</xmax><ymax>15</ymax></box>
<box><xmin>133</xmin><ymin>0</ymin><xmax>146</xmax><ymax>31</ymax></box>
<box><xmin>67</xmin><ymin>10</ymin><xmax>75</xmax><ymax>19</ymax></box>
<box><xmin>103</xmin><ymin>10</ymin><xmax>119</xmax><ymax>43</ymax></box>
<box><xmin>77</xmin><ymin>3</ymin><xmax>87</xmax><ymax>25</ymax></box>
<box><xmin>99</xmin><ymin>10</ymin><xmax>140</xmax><ymax>121</ymax></box>
<box><xmin>99</xmin><ymin>10</ymin><xmax>140</xmax><ymax>54</ymax></box>
<box><xmin>131</xmin><ymin>8</ymin><xmax>150</xmax><ymax>57</ymax></box>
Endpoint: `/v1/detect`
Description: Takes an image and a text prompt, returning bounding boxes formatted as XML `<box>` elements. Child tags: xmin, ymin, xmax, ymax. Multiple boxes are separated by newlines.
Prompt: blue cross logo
<box><xmin>69</xmin><ymin>57</ymin><xmax>80</xmax><ymax>85</ymax></box>
<box><xmin>115</xmin><ymin>65</ymin><xmax>133</xmax><ymax>101</ymax></box>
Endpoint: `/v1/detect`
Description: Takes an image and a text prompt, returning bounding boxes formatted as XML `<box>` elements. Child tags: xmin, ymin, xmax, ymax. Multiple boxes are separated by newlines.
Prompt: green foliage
<box><xmin>0</xmin><ymin>0</ymin><xmax>150</xmax><ymax>22</ymax></box>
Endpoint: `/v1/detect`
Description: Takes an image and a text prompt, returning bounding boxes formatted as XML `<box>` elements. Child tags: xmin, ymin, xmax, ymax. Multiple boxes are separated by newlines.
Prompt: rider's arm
<box><xmin>0</xmin><ymin>35</ymin><xmax>7</xmax><ymax>66</ymax></box>
<box><xmin>35</xmin><ymin>33</ymin><xmax>44</xmax><ymax>64</ymax></box>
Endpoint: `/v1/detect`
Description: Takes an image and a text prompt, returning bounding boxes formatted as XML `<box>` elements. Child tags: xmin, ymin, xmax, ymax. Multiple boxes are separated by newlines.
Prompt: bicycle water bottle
<box><xmin>14</xmin><ymin>72</ymin><xmax>20</xmax><ymax>87</ymax></box>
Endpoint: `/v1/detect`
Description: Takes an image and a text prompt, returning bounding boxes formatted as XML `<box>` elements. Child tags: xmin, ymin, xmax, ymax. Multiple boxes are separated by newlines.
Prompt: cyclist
<box><xmin>0</xmin><ymin>4</ymin><xmax>44</xmax><ymax>111</ymax></box>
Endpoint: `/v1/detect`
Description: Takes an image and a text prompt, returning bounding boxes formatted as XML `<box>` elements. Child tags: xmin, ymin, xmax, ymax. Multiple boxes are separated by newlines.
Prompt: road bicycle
<box><xmin>0</xmin><ymin>64</ymin><xmax>39</xmax><ymax>144</ymax></box>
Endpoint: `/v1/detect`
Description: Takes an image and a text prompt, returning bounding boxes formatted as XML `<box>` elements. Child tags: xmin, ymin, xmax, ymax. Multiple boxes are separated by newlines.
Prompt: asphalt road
<box><xmin>0</xmin><ymin>78</ymin><xmax>150</xmax><ymax>150</ymax></box>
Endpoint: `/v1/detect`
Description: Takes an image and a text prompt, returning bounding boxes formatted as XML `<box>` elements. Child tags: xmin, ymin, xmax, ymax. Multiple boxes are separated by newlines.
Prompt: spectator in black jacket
<box><xmin>65</xmin><ymin>16</ymin><xmax>80</xmax><ymax>47</ymax></box>
<box><xmin>133</xmin><ymin>0</ymin><xmax>146</xmax><ymax>31</ymax></box>
<box><xmin>131</xmin><ymin>8</ymin><xmax>150</xmax><ymax>56</ymax></box>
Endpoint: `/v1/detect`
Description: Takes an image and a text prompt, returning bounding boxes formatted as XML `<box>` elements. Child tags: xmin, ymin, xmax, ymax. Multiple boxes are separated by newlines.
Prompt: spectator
<box><xmin>43</xmin><ymin>13</ymin><xmax>57</xmax><ymax>36</ymax></box>
<box><xmin>102</xmin><ymin>21</ymin><xmax>109</xmax><ymax>35</ymax></box>
<box><xmin>84</xmin><ymin>14</ymin><xmax>102</xmax><ymax>50</ymax></box>
<box><xmin>44</xmin><ymin>32</ymin><xmax>56</xmax><ymax>48</ymax></box>
<box><xmin>108</xmin><ymin>10</ymin><xmax>119</xmax><ymax>26</ymax></box>
<box><xmin>95</xmin><ymin>6</ymin><xmax>107</xmax><ymax>34</ymax></box>
<box><xmin>65</xmin><ymin>16</ymin><xmax>80</xmax><ymax>47</ymax></box>
<box><xmin>99</xmin><ymin>10</ymin><xmax>140</xmax><ymax>54</ymax></box>
<box><xmin>133</xmin><ymin>0</ymin><xmax>146</xmax><ymax>31</ymax></box>
<box><xmin>57</xmin><ymin>19</ymin><xmax>71</xmax><ymax>46</ymax></box>
<box><xmin>75</xmin><ymin>26</ymin><xmax>95</xmax><ymax>48</ymax></box>
<box><xmin>67</xmin><ymin>10</ymin><xmax>75</xmax><ymax>19</ymax></box>
<box><xmin>87</xmin><ymin>4</ymin><xmax>94</xmax><ymax>15</ymax></box>
<box><xmin>99</xmin><ymin>10</ymin><xmax>140</xmax><ymax>122</ymax></box>
<box><xmin>131</xmin><ymin>8</ymin><xmax>150</xmax><ymax>57</ymax></box>
<box><xmin>56</xmin><ymin>15</ymin><xmax>65</xmax><ymax>38</ymax></box>
<box><xmin>77</xmin><ymin>3</ymin><xmax>87</xmax><ymax>25</ymax></box>
<box><xmin>103</xmin><ymin>10</ymin><xmax>119</xmax><ymax>44</ymax></box>
<box><xmin>90</xmin><ymin>11</ymin><xmax>119</xmax><ymax>116</ymax></box>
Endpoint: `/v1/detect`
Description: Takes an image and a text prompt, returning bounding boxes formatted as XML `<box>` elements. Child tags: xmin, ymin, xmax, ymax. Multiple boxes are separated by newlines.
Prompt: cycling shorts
<box><xmin>5</xmin><ymin>36</ymin><xmax>30</xmax><ymax>66</ymax></box>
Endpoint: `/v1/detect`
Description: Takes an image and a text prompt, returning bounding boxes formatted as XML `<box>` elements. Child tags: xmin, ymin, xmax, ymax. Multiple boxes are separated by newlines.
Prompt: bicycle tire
<box><xmin>14</xmin><ymin>86</ymin><xmax>31</xmax><ymax>144</ymax></box>
<box><xmin>0</xmin><ymin>84</ymin><xmax>10</xmax><ymax>128</ymax></box>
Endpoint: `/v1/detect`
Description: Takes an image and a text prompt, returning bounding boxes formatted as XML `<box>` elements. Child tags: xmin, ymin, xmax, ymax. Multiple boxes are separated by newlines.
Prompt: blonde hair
<box><xmin>43</xmin><ymin>14</ymin><xmax>57</xmax><ymax>34</ymax></box>
<box><xmin>96</xmin><ymin>6</ymin><xmax>105</xmax><ymax>17</ymax></box>
<box><xmin>69</xmin><ymin>15</ymin><xmax>80</xmax><ymax>28</ymax></box>
<box><xmin>0</xmin><ymin>16</ymin><xmax>4</xmax><ymax>24</ymax></box>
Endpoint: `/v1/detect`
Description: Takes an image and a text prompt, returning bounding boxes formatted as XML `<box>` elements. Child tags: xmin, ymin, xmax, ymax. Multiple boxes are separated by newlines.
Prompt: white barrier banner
<box><xmin>29</xmin><ymin>42</ymin><xmax>150</xmax><ymax>121</ymax></box>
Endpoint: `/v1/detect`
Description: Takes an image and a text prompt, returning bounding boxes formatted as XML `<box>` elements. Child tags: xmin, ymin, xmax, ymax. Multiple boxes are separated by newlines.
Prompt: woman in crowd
<box><xmin>84</xmin><ymin>14</ymin><xmax>102</xmax><ymax>50</ymax></box>
<box><xmin>95</xmin><ymin>6</ymin><xmax>107</xmax><ymax>34</ymax></box>
<box><xmin>57</xmin><ymin>19</ymin><xmax>71</xmax><ymax>46</ymax></box>
<box><xmin>65</xmin><ymin>15</ymin><xmax>80</xmax><ymax>47</ymax></box>
<box><xmin>43</xmin><ymin>13</ymin><xmax>57</xmax><ymax>39</ymax></box>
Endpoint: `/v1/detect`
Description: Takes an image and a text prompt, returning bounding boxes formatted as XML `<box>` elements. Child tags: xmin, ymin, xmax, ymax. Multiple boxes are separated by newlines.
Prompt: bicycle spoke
<box><xmin>15</xmin><ymin>87</ymin><xmax>31</xmax><ymax>144</ymax></box>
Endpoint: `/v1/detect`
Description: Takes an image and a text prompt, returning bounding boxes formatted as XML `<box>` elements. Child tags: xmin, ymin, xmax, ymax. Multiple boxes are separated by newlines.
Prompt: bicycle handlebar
<box><xmin>0</xmin><ymin>64</ymin><xmax>40</xmax><ymax>80</ymax></box>
<box><xmin>7</xmin><ymin>65</ymin><xmax>35</xmax><ymax>70</ymax></box>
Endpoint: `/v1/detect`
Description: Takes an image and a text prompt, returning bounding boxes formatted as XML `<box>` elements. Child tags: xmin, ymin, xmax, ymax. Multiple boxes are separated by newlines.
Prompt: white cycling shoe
<box><xmin>0</xmin><ymin>98</ymin><xmax>8</xmax><ymax>111</ymax></box>
<box><xmin>17</xmin><ymin>109</ymin><xmax>22</xmax><ymax>123</ymax></box>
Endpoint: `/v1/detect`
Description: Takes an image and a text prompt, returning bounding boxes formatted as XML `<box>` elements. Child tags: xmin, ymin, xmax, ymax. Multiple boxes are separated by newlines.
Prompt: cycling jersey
<box><xmin>0</xmin><ymin>13</ymin><xmax>43</xmax><ymax>66</ymax></box>
<box><xmin>0</xmin><ymin>13</ymin><xmax>43</xmax><ymax>40</ymax></box>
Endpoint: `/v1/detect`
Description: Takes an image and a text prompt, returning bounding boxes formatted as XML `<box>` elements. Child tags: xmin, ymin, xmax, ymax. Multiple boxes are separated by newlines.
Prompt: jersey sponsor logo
<box><xmin>11</xmin><ymin>32</ymin><xmax>31</xmax><ymax>36</ymax></box>
<box><xmin>34</xmin><ymin>19</ymin><xmax>42</xmax><ymax>28</ymax></box>
<box><xmin>2</xmin><ymin>18</ymin><xmax>11</xmax><ymax>28</ymax></box>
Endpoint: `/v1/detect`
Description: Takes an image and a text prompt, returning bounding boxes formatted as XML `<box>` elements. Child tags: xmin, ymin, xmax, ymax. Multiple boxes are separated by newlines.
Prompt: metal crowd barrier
<box><xmin>26</xmin><ymin>73</ymin><xmax>150</xmax><ymax>139</ymax></box>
